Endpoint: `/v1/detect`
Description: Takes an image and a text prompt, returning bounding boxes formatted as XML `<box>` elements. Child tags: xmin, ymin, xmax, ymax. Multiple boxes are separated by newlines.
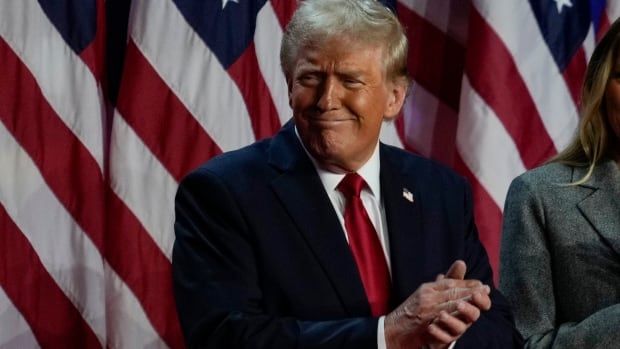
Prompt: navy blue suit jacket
<box><xmin>172</xmin><ymin>123</ymin><xmax>522</xmax><ymax>348</ymax></box>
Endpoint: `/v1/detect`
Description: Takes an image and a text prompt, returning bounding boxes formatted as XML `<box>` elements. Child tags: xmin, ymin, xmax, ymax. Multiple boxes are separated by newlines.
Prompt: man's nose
<box><xmin>316</xmin><ymin>77</ymin><xmax>342</xmax><ymax>111</ymax></box>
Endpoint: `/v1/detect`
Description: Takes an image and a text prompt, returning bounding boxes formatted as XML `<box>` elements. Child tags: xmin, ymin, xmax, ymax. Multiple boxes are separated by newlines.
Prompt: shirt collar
<box><xmin>294</xmin><ymin>126</ymin><xmax>381</xmax><ymax>199</ymax></box>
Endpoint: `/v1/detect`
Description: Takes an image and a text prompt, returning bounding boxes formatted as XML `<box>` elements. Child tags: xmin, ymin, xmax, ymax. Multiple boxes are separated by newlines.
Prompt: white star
<box><xmin>222</xmin><ymin>0</ymin><xmax>239</xmax><ymax>9</ymax></box>
<box><xmin>554</xmin><ymin>0</ymin><xmax>573</xmax><ymax>13</ymax></box>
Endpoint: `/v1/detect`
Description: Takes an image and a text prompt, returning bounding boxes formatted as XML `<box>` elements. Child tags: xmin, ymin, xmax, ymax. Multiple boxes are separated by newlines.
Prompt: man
<box><xmin>172</xmin><ymin>1</ymin><xmax>522</xmax><ymax>348</ymax></box>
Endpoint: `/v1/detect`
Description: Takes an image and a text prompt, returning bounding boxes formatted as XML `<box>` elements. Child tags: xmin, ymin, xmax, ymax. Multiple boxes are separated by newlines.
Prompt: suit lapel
<box><xmin>575</xmin><ymin>160</ymin><xmax>620</xmax><ymax>256</ymax></box>
<box><xmin>268</xmin><ymin>125</ymin><xmax>370</xmax><ymax>315</ymax></box>
<box><xmin>380</xmin><ymin>146</ymin><xmax>427</xmax><ymax>306</ymax></box>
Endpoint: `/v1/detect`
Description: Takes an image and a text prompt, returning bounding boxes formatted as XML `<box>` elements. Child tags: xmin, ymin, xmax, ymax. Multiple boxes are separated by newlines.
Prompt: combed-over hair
<box><xmin>280</xmin><ymin>0</ymin><xmax>409</xmax><ymax>83</ymax></box>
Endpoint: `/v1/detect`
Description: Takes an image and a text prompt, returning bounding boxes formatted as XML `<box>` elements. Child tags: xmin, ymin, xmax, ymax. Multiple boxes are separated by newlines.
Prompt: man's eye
<box><xmin>299</xmin><ymin>75</ymin><xmax>319</xmax><ymax>84</ymax></box>
<box><xmin>344</xmin><ymin>79</ymin><xmax>362</xmax><ymax>87</ymax></box>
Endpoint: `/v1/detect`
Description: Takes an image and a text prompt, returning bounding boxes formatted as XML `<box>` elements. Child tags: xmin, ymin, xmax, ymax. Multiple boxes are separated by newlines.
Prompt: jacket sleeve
<box><xmin>499</xmin><ymin>175</ymin><xmax>620</xmax><ymax>348</ymax></box>
<box><xmin>172</xmin><ymin>168</ymin><xmax>378</xmax><ymax>349</ymax></box>
<box><xmin>454</xmin><ymin>179</ymin><xmax>524</xmax><ymax>348</ymax></box>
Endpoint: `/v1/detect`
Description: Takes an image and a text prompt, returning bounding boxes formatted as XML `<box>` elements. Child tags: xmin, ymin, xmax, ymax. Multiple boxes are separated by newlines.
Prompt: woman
<box><xmin>499</xmin><ymin>19</ymin><xmax>620</xmax><ymax>349</ymax></box>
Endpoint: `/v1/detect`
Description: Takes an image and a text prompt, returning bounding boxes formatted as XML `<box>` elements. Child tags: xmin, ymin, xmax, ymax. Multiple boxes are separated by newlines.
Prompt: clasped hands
<box><xmin>385</xmin><ymin>260</ymin><xmax>491</xmax><ymax>349</ymax></box>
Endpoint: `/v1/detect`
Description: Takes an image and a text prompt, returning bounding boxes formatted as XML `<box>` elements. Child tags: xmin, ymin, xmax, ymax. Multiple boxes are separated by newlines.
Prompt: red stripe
<box><xmin>0</xmin><ymin>37</ymin><xmax>185</xmax><ymax>348</ymax></box>
<box><xmin>116</xmin><ymin>40</ymin><xmax>222</xmax><ymax>181</ymax></box>
<box><xmin>393</xmin><ymin>6</ymin><xmax>502</xmax><ymax>281</ymax></box>
<box><xmin>78</xmin><ymin>0</ymin><xmax>106</xmax><ymax>82</ymax></box>
<box><xmin>0</xmin><ymin>204</ymin><xmax>102</xmax><ymax>348</ymax></box>
<box><xmin>429</xmin><ymin>103</ymin><xmax>458</xmax><ymax>166</ymax></box>
<box><xmin>397</xmin><ymin>3</ymin><xmax>465</xmax><ymax>111</ymax></box>
<box><xmin>269</xmin><ymin>0</ymin><xmax>297</xmax><ymax>29</ymax></box>
<box><xmin>397</xmin><ymin>4</ymin><xmax>464</xmax><ymax>166</ymax></box>
<box><xmin>112</xmin><ymin>41</ymin><xmax>188</xmax><ymax>348</ymax></box>
<box><xmin>105</xmin><ymin>192</ymin><xmax>185</xmax><ymax>348</ymax></box>
<box><xmin>466</xmin><ymin>8</ymin><xmax>557</xmax><ymax>169</ymax></box>
<box><xmin>228</xmin><ymin>43</ymin><xmax>282</xmax><ymax>140</ymax></box>
<box><xmin>0</xmin><ymin>36</ymin><xmax>105</xmax><ymax>251</ymax></box>
<box><xmin>398</xmin><ymin>127</ymin><xmax>502</xmax><ymax>283</ymax></box>
<box><xmin>597</xmin><ymin>14</ymin><xmax>611</xmax><ymax>41</ymax></box>
<box><xmin>562</xmin><ymin>48</ymin><xmax>587</xmax><ymax>106</ymax></box>
<box><xmin>453</xmin><ymin>156</ymin><xmax>502</xmax><ymax>284</ymax></box>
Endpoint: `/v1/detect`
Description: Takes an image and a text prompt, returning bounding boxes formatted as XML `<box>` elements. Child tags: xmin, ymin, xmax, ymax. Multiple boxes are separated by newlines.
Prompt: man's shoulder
<box><xmin>186</xmin><ymin>137</ymin><xmax>274</xmax><ymax>183</ymax></box>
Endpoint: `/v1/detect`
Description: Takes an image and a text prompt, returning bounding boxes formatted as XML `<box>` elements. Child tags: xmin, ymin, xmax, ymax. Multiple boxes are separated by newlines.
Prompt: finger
<box><xmin>444</xmin><ymin>260</ymin><xmax>466</xmax><ymax>280</ymax></box>
<box><xmin>434</xmin><ymin>297</ymin><xmax>465</xmax><ymax>315</ymax></box>
<box><xmin>468</xmin><ymin>290</ymin><xmax>492</xmax><ymax>311</ymax></box>
<box><xmin>426</xmin><ymin>321</ymin><xmax>458</xmax><ymax>345</ymax></box>
<box><xmin>441</xmin><ymin>284</ymin><xmax>489</xmax><ymax>302</ymax></box>
<box><xmin>430</xmin><ymin>287</ymin><xmax>488</xmax><ymax>317</ymax></box>
<box><xmin>433</xmin><ymin>310</ymin><xmax>469</xmax><ymax>337</ymax></box>
<box><xmin>433</xmin><ymin>278</ymin><xmax>483</xmax><ymax>291</ymax></box>
<box><xmin>435</xmin><ymin>273</ymin><xmax>445</xmax><ymax>281</ymax></box>
<box><xmin>452</xmin><ymin>300</ymin><xmax>482</xmax><ymax>324</ymax></box>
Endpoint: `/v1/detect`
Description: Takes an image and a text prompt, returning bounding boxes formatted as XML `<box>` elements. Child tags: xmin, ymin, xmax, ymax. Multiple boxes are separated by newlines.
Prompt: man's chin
<box><xmin>310</xmin><ymin>150</ymin><xmax>357</xmax><ymax>173</ymax></box>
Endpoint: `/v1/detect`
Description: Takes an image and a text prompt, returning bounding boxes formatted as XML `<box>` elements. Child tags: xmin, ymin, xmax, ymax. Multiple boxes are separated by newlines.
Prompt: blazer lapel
<box><xmin>268</xmin><ymin>125</ymin><xmax>371</xmax><ymax>315</ymax></box>
<box><xmin>576</xmin><ymin>160</ymin><xmax>620</xmax><ymax>256</ymax></box>
<box><xmin>380</xmin><ymin>146</ymin><xmax>427</xmax><ymax>306</ymax></box>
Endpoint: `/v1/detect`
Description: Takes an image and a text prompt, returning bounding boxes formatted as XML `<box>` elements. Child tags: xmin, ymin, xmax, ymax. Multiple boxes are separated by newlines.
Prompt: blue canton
<box><xmin>38</xmin><ymin>0</ymin><xmax>97</xmax><ymax>54</ymax></box>
<box><xmin>172</xmin><ymin>0</ymin><xmax>268</xmax><ymax>69</ymax></box>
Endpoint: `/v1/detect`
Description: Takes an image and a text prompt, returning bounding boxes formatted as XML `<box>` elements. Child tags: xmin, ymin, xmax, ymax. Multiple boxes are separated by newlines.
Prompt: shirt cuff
<box><xmin>377</xmin><ymin>316</ymin><xmax>387</xmax><ymax>349</ymax></box>
<box><xmin>377</xmin><ymin>316</ymin><xmax>456</xmax><ymax>349</ymax></box>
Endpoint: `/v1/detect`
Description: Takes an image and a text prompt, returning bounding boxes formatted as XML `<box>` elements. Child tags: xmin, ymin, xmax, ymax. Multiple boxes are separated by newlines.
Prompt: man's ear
<box><xmin>384</xmin><ymin>79</ymin><xmax>408</xmax><ymax>120</ymax></box>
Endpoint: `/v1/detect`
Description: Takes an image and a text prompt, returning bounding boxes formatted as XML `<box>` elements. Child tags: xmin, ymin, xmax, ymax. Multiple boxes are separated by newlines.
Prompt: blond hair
<box><xmin>280</xmin><ymin>0</ymin><xmax>409</xmax><ymax>83</ymax></box>
<box><xmin>551</xmin><ymin>18</ymin><xmax>620</xmax><ymax>184</ymax></box>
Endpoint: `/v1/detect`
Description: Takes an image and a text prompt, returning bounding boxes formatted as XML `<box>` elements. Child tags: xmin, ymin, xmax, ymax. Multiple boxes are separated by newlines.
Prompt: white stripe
<box><xmin>397</xmin><ymin>0</ymin><xmax>427</xmax><ymax>16</ymax></box>
<box><xmin>398</xmin><ymin>0</ymin><xmax>439</xmax><ymax>28</ymax></box>
<box><xmin>398</xmin><ymin>0</ymin><xmax>469</xmax><ymax>44</ymax></box>
<box><xmin>420</xmin><ymin>0</ymin><xmax>450</xmax><ymax>32</ymax></box>
<box><xmin>456</xmin><ymin>77</ymin><xmax>527</xmax><ymax>209</ymax></box>
<box><xmin>400</xmin><ymin>83</ymin><xmax>440</xmax><ymax>157</ymax></box>
<box><xmin>473</xmin><ymin>0</ymin><xmax>579</xmax><ymax>152</ymax></box>
<box><xmin>400</xmin><ymin>0</ymin><xmax>449</xmax><ymax>32</ymax></box>
<box><xmin>255</xmin><ymin>1</ymin><xmax>293</xmax><ymax>125</ymax></box>
<box><xmin>0</xmin><ymin>0</ymin><xmax>104</xmax><ymax>170</ymax></box>
<box><xmin>105</xmin><ymin>262</ymin><xmax>168</xmax><ymax>349</ymax></box>
<box><xmin>584</xmin><ymin>25</ymin><xmax>596</xmax><ymax>63</ymax></box>
<box><xmin>0</xmin><ymin>122</ymin><xmax>106</xmax><ymax>346</ymax></box>
<box><xmin>110</xmin><ymin>110</ymin><xmax>177</xmax><ymax>261</ymax></box>
<box><xmin>129</xmin><ymin>0</ymin><xmax>256</xmax><ymax>152</ymax></box>
<box><xmin>607</xmin><ymin>2</ymin><xmax>620</xmax><ymax>21</ymax></box>
<box><xmin>0</xmin><ymin>287</ymin><xmax>40</xmax><ymax>349</ymax></box>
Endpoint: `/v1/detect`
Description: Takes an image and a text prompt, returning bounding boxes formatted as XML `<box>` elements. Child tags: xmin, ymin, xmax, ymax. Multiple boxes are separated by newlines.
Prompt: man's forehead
<box><xmin>296</xmin><ymin>53</ymin><xmax>383</xmax><ymax>75</ymax></box>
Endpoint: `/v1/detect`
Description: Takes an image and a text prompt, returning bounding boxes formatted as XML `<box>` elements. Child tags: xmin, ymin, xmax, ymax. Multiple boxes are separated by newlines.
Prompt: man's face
<box><xmin>289</xmin><ymin>36</ymin><xmax>406</xmax><ymax>173</ymax></box>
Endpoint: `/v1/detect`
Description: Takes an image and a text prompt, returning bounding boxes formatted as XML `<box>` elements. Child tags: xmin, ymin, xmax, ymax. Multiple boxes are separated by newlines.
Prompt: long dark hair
<box><xmin>551</xmin><ymin>18</ymin><xmax>620</xmax><ymax>184</ymax></box>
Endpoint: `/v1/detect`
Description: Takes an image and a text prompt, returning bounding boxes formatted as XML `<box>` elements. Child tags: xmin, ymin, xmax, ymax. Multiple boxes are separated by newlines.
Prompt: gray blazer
<box><xmin>500</xmin><ymin>159</ymin><xmax>620</xmax><ymax>348</ymax></box>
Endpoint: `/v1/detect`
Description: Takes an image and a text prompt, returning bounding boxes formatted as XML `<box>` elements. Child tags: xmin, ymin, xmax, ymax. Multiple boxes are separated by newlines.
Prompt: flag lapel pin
<box><xmin>402</xmin><ymin>188</ymin><xmax>414</xmax><ymax>203</ymax></box>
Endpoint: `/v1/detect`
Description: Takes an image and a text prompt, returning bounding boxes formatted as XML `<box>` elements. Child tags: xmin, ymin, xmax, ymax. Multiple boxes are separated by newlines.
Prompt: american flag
<box><xmin>0</xmin><ymin>0</ymin><xmax>617</xmax><ymax>347</ymax></box>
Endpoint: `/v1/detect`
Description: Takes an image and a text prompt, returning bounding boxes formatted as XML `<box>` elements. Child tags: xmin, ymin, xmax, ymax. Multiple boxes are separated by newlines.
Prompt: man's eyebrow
<box><xmin>336</xmin><ymin>69</ymin><xmax>365</xmax><ymax>78</ymax></box>
<box><xmin>295</xmin><ymin>62</ymin><xmax>321</xmax><ymax>74</ymax></box>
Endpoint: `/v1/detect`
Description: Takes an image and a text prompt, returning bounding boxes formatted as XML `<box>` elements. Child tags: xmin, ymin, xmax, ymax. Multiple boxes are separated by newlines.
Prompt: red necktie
<box><xmin>338</xmin><ymin>173</ymin><xmax>390</xmax><ymax>316</ymax></box>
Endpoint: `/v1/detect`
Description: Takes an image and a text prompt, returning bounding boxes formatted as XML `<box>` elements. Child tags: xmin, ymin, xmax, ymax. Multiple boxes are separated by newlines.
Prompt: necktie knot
<box><xmin>337</xmin><ymin>173</ymin><xmax>366</xmax><ymax>198</ymax></box>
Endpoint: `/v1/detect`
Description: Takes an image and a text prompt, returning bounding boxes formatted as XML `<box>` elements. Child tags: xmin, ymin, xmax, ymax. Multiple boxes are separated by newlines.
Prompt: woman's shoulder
<box><xmin>511</xmin><ymin>162</ymin><xmax>575</xmax><ymax>190</ymax></box>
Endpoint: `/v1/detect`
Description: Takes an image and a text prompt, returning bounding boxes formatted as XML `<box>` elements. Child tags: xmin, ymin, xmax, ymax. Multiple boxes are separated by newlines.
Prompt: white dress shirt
<box><xmin>295</xmin><ymin>128</ymin><xmax>455</xmax><ymax>349</ymax></box>
<box><xmin>295</xmin><ymin>128</ymin><xmax>390</xmax><ymax>348</ymax></box>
